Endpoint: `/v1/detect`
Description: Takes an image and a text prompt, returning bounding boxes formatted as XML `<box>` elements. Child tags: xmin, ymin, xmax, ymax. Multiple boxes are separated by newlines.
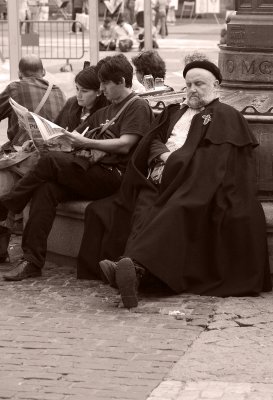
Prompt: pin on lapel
<box><xmin>202</xmin><ymin>114</ymin><xmax>212</xmax><ymax>125</ymax></box>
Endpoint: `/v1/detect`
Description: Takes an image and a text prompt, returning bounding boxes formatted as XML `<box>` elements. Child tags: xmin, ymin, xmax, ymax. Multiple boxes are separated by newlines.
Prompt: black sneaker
<box><xmin>2</xmin><ymin>259</ymin><xmax>41</xmax><ymax>281</ymax></box>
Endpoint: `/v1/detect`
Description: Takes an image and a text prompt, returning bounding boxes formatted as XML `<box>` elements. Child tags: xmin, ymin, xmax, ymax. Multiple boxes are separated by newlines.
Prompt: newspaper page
<box><xmin>8</xmin><ymin>98</ymin><xmax>33</xmax><ymax>135</ymax></box>
<box><xmin>30</xmin><ymin>113</ymin><xmax>72</xmax><ymax>151</ymax></box>
<box><xmin>9</xmin><ymin>97</ymin><xmax>73</xmax><ymax>152</ymax></box>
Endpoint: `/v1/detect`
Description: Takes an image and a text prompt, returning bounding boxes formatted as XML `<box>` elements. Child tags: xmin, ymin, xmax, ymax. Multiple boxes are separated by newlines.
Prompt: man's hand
<box><xmin>150</xmin><ymin>162</ymin><xmax>165</xmax><ymax>185</ymax></box>
<box><xmin>22</xmin><ymin>140</ymin><xmax>35</xmax><ymax>152</ymax></box>
<box><xmin>65</xmin><ymin>131</ymin><xmax>89</xmax><ymax>147</ymax></box>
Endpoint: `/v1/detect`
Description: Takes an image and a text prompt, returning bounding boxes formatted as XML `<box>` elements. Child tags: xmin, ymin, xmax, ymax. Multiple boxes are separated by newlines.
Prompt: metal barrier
<box><xmin>0</xmin><ymin>19</ymin><xmax>85</xmax><ymax>71</ymax></box>
<box><xmin>0</xmin><ymin>19</ymin><xmax>8</xmax><ymax>62</ymax></box>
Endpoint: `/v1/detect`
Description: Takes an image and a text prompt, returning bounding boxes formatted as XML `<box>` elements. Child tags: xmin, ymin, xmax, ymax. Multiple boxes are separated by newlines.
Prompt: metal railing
<box><xmin>0</xmin><ymin>19</ymin><xmax>85</xmax><ymax>70</ymax></box>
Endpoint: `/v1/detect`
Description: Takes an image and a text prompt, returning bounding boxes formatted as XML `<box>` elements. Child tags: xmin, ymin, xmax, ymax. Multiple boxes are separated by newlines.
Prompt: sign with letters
<box><xmin>195</xmin><ymin>0</ymin><xmax>220</xmax><ymax>14</ymax></box>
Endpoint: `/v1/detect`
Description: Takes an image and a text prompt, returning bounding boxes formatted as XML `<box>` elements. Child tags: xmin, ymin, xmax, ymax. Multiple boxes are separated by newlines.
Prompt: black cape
<box><xmin>78</xmin><ymin>99</ymin><xmax>272</xmax><ymax>297</ymax></box>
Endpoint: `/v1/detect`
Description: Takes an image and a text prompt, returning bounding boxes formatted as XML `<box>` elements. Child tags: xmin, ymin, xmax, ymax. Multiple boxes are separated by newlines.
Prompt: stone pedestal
<box><xmin>219</xmin><ymin>0</ymin><xmax>273</xmax><ymax>273</ymax></box>
<box><xmin>220</xmin><ymin>1</ymin><xmax>273</xmax><ymax>91</ymax></box>
<box><xmin>219</xmin><ymin>48</ymin><xmax>273</xmax><ymax>89</ymax></box>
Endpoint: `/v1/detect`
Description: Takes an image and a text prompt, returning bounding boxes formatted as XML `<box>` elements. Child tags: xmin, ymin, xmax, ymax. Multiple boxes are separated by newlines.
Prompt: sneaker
<box><xmin>116</xmin><ymin>257</ymin><xmax>141</xmax><ymax>309</ymax></box>
<box><xmin>2</xmin><ymin>259</ymin><xmax>41</xmax><ymax>281</ymax></box>
<box><xmin>99</xmin><ymin>259</ymin><xmax>117</xmax><ymax>287</ymax></box>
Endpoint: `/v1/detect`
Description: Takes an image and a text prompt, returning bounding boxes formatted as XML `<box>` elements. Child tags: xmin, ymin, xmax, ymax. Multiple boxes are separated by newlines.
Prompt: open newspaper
<box><xmin>9</xmin><ymin>97</ymin><xmax>73</xmax><ymax>152</ymax></box>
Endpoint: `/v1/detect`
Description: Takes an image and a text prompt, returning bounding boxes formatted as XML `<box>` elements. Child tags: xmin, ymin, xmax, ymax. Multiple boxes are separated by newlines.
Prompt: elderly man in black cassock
<box><xmin>78</xmin><ymin>59</ymin><xmax>272</xmax><ymax>309</ymax></box>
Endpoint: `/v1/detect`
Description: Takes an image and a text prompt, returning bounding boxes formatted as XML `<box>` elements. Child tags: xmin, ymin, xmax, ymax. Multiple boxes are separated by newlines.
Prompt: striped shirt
<box><xmin>0</xmin><ymin>77</ymin><xmax>66</xmax><ymax>144</ymax></box>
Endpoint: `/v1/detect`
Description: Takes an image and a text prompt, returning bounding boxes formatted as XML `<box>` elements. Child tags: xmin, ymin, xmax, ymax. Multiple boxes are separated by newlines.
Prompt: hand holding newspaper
<box><xmin>9</xmin><ymin>97</ymin><xmax>73</xmax><ymax>152</ymax></box>
<box><xmin>8</xmin><ymin>98</ymin><xmax>107</xmax><ymax>165</ymax></box>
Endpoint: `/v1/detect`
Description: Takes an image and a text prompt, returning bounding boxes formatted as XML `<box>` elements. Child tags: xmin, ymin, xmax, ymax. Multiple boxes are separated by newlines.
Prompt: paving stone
<box><xmin>207</xmin><ymin>320</ymin><xmax>239</xmax><ymax>330</ymax></box>
<box><xmin>200</xmin><ymin>389</ymin><xmax>224</xmax><ymax>398</ymax></box>
<box><xmin>247</xmin><ymin>395</ymin><xmax>273</xmax><ymax>400</ymax></box>
<box><xmin>0</xmin><ymin>236</ymin><xmax>214</xmax><ymax>400</ymax></box>
<box><xmin>146</xmin><ymin>380</ymin><xmax>182</xmax><ymax>399</ymax></box>
<box><xmin>1</xmin><ymin>235</ymin><xmax>273</xmax><ymax>400</ymax></box>
<box><xmin>221</xmin><ymin>394</ymin><xmax>245</xmax><ymax>400</ymax></box>
<box><xmin>176</xmin><ymin>392</ymin><xmax>200</xmax><ymax>400</ymax></box>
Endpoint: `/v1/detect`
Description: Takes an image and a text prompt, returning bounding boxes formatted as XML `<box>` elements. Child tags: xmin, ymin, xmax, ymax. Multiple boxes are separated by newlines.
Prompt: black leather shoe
<box><xmin>116</xmin><ymin>258</ymin><xmax>145</xmax><ymax>309</ymax></box>
<box><xmin>2</xmin><ymin>259</ymin><xmax>41</xmax><ymax>281</ymax></box>
<box><xmin>99</xmin><ymin>259</ymin><xmax>117</xmax><ymax>287</ymax></box>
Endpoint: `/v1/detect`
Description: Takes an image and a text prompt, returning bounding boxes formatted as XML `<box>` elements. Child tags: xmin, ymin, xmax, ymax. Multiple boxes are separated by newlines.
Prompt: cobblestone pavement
<box><xmin>1</xmin><ymin>236</ymin><xmax>273</xmax><ymax>400</ymax></box>
<box><xmin>148</xmin><ymin>292</ymin><xmax>273</xmax><ymax>400</ymax></box>
<box><xmin>0</xmin><ymin>235</ymin><xmax>217</xmax><ymax>400</ymax></box>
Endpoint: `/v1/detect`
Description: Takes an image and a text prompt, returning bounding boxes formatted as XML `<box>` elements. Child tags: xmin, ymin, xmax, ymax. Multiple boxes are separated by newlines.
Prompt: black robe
<box><xmin>78</xmin><ymin>99</ymin><xmax>272</xmax><ymax>297</ymax></box>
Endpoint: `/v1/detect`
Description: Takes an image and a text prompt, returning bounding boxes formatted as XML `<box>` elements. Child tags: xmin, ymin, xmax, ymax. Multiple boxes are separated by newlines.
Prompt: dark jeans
<box><xmin>1</xmin><ymin>152</ymin><xmax>122</xmax><ymax>269</ymax></box>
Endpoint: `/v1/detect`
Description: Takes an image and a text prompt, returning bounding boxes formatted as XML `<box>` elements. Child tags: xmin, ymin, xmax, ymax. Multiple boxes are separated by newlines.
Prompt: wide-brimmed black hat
<box><xmin>183</xmin><ymin>60</ymin><xmax>222</xmax><ymax>83</ymax></box>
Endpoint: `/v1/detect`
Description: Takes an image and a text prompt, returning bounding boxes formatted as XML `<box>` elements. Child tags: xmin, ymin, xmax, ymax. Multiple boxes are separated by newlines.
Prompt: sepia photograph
<box><xmin>0</xmin><ymin>0</ymin><xmax>272</xmax><ymax>399</ymax></box>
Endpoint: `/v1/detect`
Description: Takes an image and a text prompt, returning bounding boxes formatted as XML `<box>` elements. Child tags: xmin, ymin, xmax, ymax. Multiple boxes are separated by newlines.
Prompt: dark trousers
<box><xmin>1</xmin><ymin>152</ymin><xmax>122</xmax><ymax>269</ymax></box>
<box><xmin>78</xmin><ymin>196</ymin><xmax>117</xmax><ymax>279</ymax></box>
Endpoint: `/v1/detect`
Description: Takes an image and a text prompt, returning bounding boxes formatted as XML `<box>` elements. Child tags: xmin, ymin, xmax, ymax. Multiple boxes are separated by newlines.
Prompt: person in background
<box><xmin>134</xmin><ymin>0</ymin><xmax>157</xmax><ymax>29</ymax></box>
<box><xmin>19</xmin><ymin>0</ymin><xmax>31</xmax><ymax>34</ymax></box>
<box><xmin>154</xmin><ymin>0</ymin><xmax>169</xmax><ymax>38</ymax></box>
<box><xmin>0</xmin><ymin>0</ymin><xmax>7</xmax><ymax>20</ymax></box>
<box><xmin>131</xmin><ymin>50</ymin><xmax>172</xmax><ymax>93</ymax></box>
<box><xmin>124</xmin><ymin>0</ymin><xmax>135</xmax><ymax>24</ymax></box>
<box><xmin>137</xmin><ymin>25</ymin><xmax>158</xmax><ymax>51</ymax></box>
<box><xmin>134</xmin><ymin>0</ymin><xmax>144</xmax><ymax>27</ymax></box>
<box><xmin>80</xmin><ymin>57</ymin><xmax>272</xmax><ymax>308</ymax></box>
<box><xmin>99</xmin><ymin>17</ymin><xmax>117</xmax><ymax>51</ymax></box>
<box><xmin>71</xmin><ymin>0</ymin><xmax>84</xmax><ymax>33</ymax></box>
<box><xmin>38</xmin><ymin>0</ymin><xmax>49</xmax><ymax>21</ymax></box>
<box><xmin>114</xmin><ymin>13</ymin><xmax>134</xmax><ymax>52</ymax></box>
<box><xmin>55</xmin><ymin>64</ymin><xmax>109</xmax><ymax>132</ymax></box>
<box><xmin>0</xmin><ymin>54</ymin><xmax>65</xmax><ymax>241</ymax></box>
<box><xmin>135</xmin><ymin>15</ymin><xmax>158</xmax><ymax>51</ymax></box>
<box><xmin>167</xmin><ymin>0</ymin><xmax>178</xmax><ymax>25</ymax></box>
<box><xmin>0</xmin><ymin>54</ymin><xmax>66</xmax><ymax>150</ymax></box>
<box><xmin>28</xmin><ymin>0</ymin><xmax>40</xmax><ymax>33</ymax></box>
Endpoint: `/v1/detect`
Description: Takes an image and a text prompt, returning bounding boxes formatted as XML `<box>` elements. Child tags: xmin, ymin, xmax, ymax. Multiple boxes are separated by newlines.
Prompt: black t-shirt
<box><xmin>78</xmin><ymin>93</ymin><xmax>154</xmax><ymax>172</ymax></box>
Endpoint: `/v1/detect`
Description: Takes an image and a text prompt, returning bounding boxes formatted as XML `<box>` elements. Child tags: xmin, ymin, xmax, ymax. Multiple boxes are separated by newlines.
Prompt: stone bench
<box><xmin>45</xmin><ymin>200</ymin><xmax>273</xmax><ymax>274</ymax></box>
<box><xmin>45</xmin><ymin>200</ymin><xmax>90</xmax><ymax>267</ymax></box>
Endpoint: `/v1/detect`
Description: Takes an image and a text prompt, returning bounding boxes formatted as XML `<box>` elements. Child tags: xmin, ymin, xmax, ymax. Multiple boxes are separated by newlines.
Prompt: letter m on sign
<box><xmin>242</xmin><ymin>60</ymin><xmax>255</xmax><ymax>75</ymax></box>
